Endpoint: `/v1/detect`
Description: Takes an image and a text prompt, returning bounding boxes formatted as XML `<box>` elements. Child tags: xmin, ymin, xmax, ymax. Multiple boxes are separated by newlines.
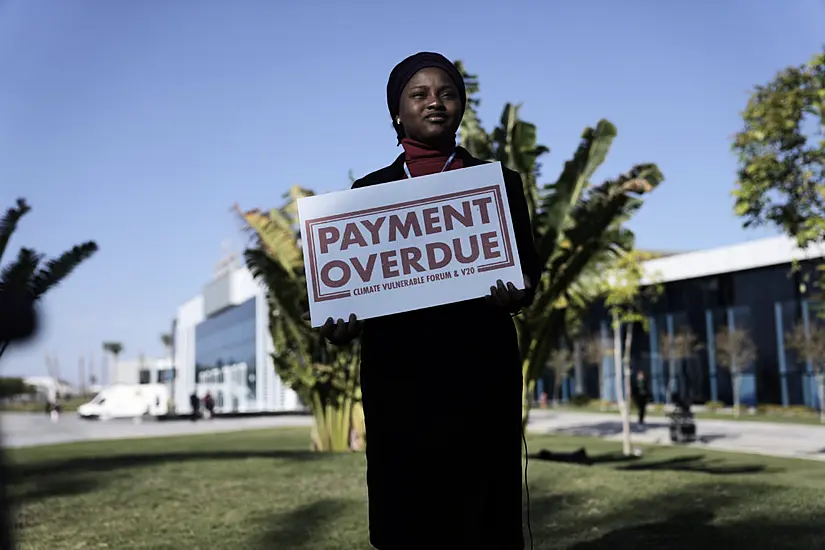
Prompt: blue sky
<box><xmin>2</xmin><ymin>0</ymin><xmax>824</xmax><ymax>380</ymax></box>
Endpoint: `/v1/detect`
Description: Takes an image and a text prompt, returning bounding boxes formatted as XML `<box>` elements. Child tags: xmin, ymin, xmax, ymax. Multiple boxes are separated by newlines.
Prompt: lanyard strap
<box><xmin>403</xmin><ymin>151</ymin><xmax>456</xmax><ymax>179</ymax></box>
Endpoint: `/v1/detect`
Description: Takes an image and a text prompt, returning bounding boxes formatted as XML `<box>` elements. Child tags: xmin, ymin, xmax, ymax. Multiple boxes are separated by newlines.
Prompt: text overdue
<box><xmin>298</xmin><ymin>162</ymin><xmax>523</xmax><ymax>326</ymax></box>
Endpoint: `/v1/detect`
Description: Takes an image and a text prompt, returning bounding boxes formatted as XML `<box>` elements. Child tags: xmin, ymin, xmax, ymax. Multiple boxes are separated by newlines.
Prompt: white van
<box><xmin>77</xmin><ymin>383</ymin><xmax>169</xmax><ymax>420</ymax></box>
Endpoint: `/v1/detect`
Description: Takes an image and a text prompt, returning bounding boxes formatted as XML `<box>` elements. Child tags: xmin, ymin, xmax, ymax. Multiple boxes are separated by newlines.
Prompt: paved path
<box><xmin>526</xmin><ymin>409</ymin><xmax>825</xmax><ymax>461</ymax></box>
<box><xmin>5</xmin><ymin>409</ymin><xmax>825</xmax><ymax>461</ymax></box>
<box><xmin>0</xmin><ymin>412</ymin><xmax>313</xmax><ymax>449</ymax></box>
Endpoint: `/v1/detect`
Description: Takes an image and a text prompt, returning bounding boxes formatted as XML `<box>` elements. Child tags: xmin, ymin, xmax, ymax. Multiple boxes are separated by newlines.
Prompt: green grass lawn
<box><xmin>8</xmin><ymin>428</ymin><xmax>825</xmax><ymax>550</ymax></box>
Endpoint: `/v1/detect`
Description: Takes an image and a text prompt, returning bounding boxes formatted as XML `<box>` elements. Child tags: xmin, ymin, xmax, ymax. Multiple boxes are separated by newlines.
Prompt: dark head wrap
<box><xmin>387</xmin><ymin>52</ymin><xmax>466</xmax><ymax>143</ymax></box>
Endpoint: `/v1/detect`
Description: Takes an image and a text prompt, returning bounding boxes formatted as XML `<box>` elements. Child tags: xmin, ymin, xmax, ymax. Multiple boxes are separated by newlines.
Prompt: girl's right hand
<box><xmin>303</xmin><ymin>312</ymin><xmax>362</xmax><ymax>346</ymax></box>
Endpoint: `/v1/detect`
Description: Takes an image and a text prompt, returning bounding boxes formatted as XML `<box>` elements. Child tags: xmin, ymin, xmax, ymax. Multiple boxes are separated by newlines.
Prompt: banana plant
<box><xmin>455</xmin><ymin>62</ymin><xmax>664</xmax><ymax>426</ymax></box>
<box><xmin>238</xmin><ymin>186</ymin><xmax>364</xmax><ymax>452</ymax></box>
<box><xmin>520</xmin><ymin>147</ymin><xmax>663</xmax><ymax>427</ymax></box>
<box><xmin>492</xmin><ymin>102</ymin><xmax>549</xmax><ymax>223</ymax></box>
<box><xmin>454</xmin><ymin>61</ymin><xmax>492</xmax><ymax>161</ymax></box>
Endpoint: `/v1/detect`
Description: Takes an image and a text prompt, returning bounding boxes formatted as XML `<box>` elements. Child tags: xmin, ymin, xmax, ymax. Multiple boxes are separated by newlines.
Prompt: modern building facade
<box><xmin>172</xmin><ymin>255</ymin><xmax>301</xmax><ymax>415</ymax></box>
<box><xmin>547</xmin><ymin>235</ymin><xmax>825</xmax><ymax>409</ymax></box>
<box><xmin>110</xmin><ymin>357</ymin><xmax>174</xmax><ymax>386</ymax></box>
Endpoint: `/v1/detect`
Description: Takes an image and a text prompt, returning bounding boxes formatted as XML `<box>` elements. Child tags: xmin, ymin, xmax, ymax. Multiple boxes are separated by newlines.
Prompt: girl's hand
<box><xmin>486</xmin><ymin>276</ymin><xmax>530</xmax><ymax>313</ymax></box>
<box><xmin>303</xmin><ymin>312</ymin><xmax>362</xmax><ymax>345</ymax></box>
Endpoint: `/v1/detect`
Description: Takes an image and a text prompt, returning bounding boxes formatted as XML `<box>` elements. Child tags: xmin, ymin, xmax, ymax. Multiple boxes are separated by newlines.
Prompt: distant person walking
<box><xmin>189</xmin><ymin>392</ymin><xmax>200</xmax><ymax>422</ymax></box>
<box><xmin>46</xmin><ymin>394</ymin><xmax>62</xmax><ymax>422</ymax></box>
<box><xmin>632</xmin><ymin>370</ymin><xmax>650</xmax><ymax>426</ymax></box>
<box><xmin>203</xmin><ymin>392</ymin><xmax>215</xmax><ymax>419</ymax></box>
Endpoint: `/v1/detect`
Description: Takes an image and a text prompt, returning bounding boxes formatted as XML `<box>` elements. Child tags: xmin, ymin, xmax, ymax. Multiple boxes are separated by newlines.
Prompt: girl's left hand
<box><xmin>486</xmin><ymin>276</ymin><xmax>530</xmax><ymax>313</ymax></box>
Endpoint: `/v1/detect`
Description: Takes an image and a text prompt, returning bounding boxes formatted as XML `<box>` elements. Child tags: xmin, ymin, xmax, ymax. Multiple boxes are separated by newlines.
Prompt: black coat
<box><xmin>632</xmin><ymin>375</ymin><xmax>651</xmax><ymax>403</ymax></box>
<box><xmin>351</xmin><ymin>147</ymin><xmax>541</xmax><ymax>550</ymax></box>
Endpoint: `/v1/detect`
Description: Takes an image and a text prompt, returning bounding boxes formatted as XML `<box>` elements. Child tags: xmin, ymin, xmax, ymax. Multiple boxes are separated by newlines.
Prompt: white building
<box><xmin>172</xmin><ymin>254</ymin><xmax>301</xmax><ymax>415</ymax></box>
<box><xmin>110</xmin><ymin>357</ymin><xmax>174</xmax><ymax>386</ymax></box>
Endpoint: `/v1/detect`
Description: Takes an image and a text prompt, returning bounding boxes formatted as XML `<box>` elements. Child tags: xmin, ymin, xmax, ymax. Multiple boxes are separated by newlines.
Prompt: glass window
<box><xmin>195</xmin><ymin>297</ymin><xmax>258</xmax><ymax>410</ymax></box>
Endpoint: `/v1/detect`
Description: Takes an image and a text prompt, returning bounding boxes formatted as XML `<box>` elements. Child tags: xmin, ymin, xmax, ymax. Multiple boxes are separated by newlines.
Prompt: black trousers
<box><xmin>635</xmin><ymin>396</ymin><xmax>648</xmax><ymax>424</ymax></box>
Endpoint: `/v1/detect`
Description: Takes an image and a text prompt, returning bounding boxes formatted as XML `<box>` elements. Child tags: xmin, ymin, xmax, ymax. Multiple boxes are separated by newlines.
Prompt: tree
<box><xmin>785</xmin><ymin>322</ymin><xmax>825</xmax><ymax>422</ymax></box>
<box><xmin>602</xmin><ymin>250</ymin><xmax>661</xmax><ymax>455</ymax></box>
<box><xmin>0</xmin><ymin>377</ymin><xmax>34</xmax><ymax>399</ymax></box>
<box><xmin>732</xmin><ymin>47</ymin><xmax>825</xmax><ymax>250</ymax></box>
<box><xmin>546</xmin><ymin>347</ymin><xmax>572</xmax><ymax>404</ymax></box>
<box><xmin>579</xmin><ymin>333</ymin><xmax>608</xmax><ymax>408</ymax></box>
<box><xmin>454</xmin><ymin>61</ymin><xmax>665</xmax><ymax>428</ymax></box>
<box><xmin>102</xmin><ymin>342</ymin><xmax>123</xmax><ymax>385</ymax></box>
<box><xmin>237</xmin><ymin>187</ymin><xmax>364</xmax><ymax>452</ymax></box>
<box><xmin>660</xmin><ymin>327</ymin><xmax>703</xmax><ymax>404</ymax></box>
<box><xmin>454</xmin><ymin>61</ymin><xmax>494</xmax><ymax>162</ymax></box>
<box><xmin>78</xmin><ymin>356</ymin><xmax>86</xmax><ymax>394</ymax></box>
<box><xmin>715</xmin><ymin>328</ymin><xmax>757</xmax><ymax>418</ymax></box>
<box><xmin>0</xmin><ymin>199</ymin><xmax>98</xmax><ymax>359</ymax></box>
<box><xmin>160</xmin><ymin>333</ymin><xmax>173</xmax><ymax>373</ymax></box>
<box><xmin>161</xmin><ymin>333</ymin><xmax>172</xmax><ymax>355</ymax></box>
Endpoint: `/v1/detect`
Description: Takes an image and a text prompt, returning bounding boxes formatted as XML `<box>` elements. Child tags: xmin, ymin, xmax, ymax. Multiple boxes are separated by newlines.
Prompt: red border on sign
<box><xmin>305</xmin><ymin>185</ymin><xmax>515</xmax><ymax>303</ymax></box>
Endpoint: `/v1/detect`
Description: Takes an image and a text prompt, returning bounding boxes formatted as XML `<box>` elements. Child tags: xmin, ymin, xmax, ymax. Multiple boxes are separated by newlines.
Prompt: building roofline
<box><xmin>641</xmin><ymin>235</ymin><xmax>825</xmax><ymax>285</ymax></box>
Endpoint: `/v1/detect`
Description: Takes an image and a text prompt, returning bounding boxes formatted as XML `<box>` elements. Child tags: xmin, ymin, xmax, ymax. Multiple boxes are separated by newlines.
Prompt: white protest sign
<box><xmin>297</xmin><ymin>162</ymin><xmax>523</xmax><ymax>327</ymax></box>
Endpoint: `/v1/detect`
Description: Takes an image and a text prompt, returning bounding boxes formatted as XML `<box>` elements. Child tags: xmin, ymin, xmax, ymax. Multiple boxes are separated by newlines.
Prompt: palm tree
<box><xmin>102</xmin><ymin>342</ymin><xmax>123</xmax><ymax>385</ymax></box>
<box><xmin>161</xmin><ymin>333</ymin><xmax>173</xmax><ymax>368</ymax></box>
<box><xmin>237</xmin><ymin>186</ymin><xmax>364</xmax><ymax>452</ymax></box>
<box><xmin>88</xmin><ymin>352</ymin><xmax>97</xmax><ymax>389</ymax></box>
<box><xmin>0</xmin><ymin>198</ymin><xmax>98</xmax><ymax>360</ymax></box>
<box><xmin>454</xmin><ymin>62</ymin><xmax>664</xmax><ymax>426</ymax></box>
<box><xmin>161</xmin><ymin>333</ymin><xmax>172</xmax><ymax>353</ymax></box>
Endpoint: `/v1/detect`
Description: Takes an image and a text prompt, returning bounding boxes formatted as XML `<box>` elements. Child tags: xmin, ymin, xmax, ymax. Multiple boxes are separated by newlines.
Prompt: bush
<box><xmin>568</xmin><ymin>394</ymin><xmax>592</xmax><ymax>407</ymax></box>
<box><xmin>705</xmin><ymin>401</ymin><xmax>725</xmax><ymax>411</ymax></box>
<box><xmin>787</xmin><ymin>405</ymin><xmax>817</xmax><ymax>415</ymax></box>
<box><xmin>0</xmin><ymin>377</ymin><xmax>35</xmax><ymax>399</ymax></box>
<box><xmin>757</xmin><ymin>404</ymin><xmax>817</xmax><ymax>416</ymax></box>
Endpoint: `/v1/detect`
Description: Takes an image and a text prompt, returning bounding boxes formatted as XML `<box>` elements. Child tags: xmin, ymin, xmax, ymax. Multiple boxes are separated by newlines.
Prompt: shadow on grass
<box><xmin>549</xmin><ymin>421</ymin><xmax>744</xmax><ymax>447</ymax></box>
<box><xmin>529</xmin><ymin>481</ymin><xmax>824</xmax><ymax>549</ymax></box>
<box><xmin>255</xmin><ymin>499</ymin><xmax>351</xmax><ymax>550</ymax></box>
<box><xmin>616</xmin><ymin>455</ymin><xmax>769</xmax><ymax>475</ymax></box>
<box><xmin>11</xmin><ymin>450</ymin><xmax>324</xmax><ymax>503</ymax></box>
<box><xmin>698</xmin><ymin>433</ymin><xmax>730</xmax><ymax>444</ymax></box>
<box><xmin>568</xmin><ymin>509</ymin><xmax>825</xmax><ymax>550</ymax></box>
<box><xmin>530</xmin><ymin>448</ymin><xmax>771</xmax><ymax>475</ymax></box>
<box><xmin>550</xmin><ymin>421</ymin><xmax>671</xmax><ymax>438</ymax></box>
<box><xmin>13</xmin><ymin>474</ymin><xmax>101</xmax><ymax>504</ymax></box>
<box><xmin>15</xmin><ymin>449</ymin><xmax>322</xmax><ymax>477</ymax></box>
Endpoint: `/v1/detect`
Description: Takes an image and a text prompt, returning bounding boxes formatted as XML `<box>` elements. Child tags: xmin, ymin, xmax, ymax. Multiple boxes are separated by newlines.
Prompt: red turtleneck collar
<box><xmin>401</xmin><ymin>137</ymin><xmax>464</xmax><ymax>178</ymax></box>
